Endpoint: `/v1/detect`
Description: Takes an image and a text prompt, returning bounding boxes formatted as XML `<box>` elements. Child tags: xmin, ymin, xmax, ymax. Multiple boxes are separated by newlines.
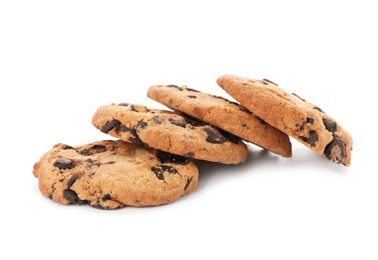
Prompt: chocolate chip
<box><xmin>184</xmin><ymin>176</ymin><xmax>193</xmax><ymax>190</ymax></box>
<box><xmin>292</xmin><ymin>93</ymin><xmax>306</xmax><ymax>102</ymax></box>
<box><xmin>262</xmin><ymin>78</ymin><xmax>278</xmax><ymax>85</ymax></box>
<box><xmin>156</xmin><ymin>150</ymin><xmax>189</xmax><ymax>165</ymax></box>
<box><xmin>63</xmin><ymin>189</ymin><xmax>87</xmax><ymax>205</ymax></box>
<box><xmin>299</xmin><ymin>130</ymin><xmax>318</xmax><ymax>147</ymax></box>
<box><xmin>119</xmin><ymin>103</ymin><xmax>129</xmax><ymax>106</ymax></box>
<box><xmin>137</xmin><ymin>121</ymin><xmax>148</xmax><ymax>129</ymax></box>
<box><xmin>307</xmin><ymin>117</ymin><xmax>315</xmax><ymax>124</ymax></box>
<box><xmin>323</xmin><ymin>118</ymin><xmax>337</xmax><ymax>133</ymax></box>
<box><xmin>101</xmin><ymin>119</ymin><xmax>121</xmax><ymax>133</ymax></box>
<box><xmin>169</xmin><ymin>119</ymin><xmax>187</xmax><ymax>128</ymax></box>
<box><xmin>204</xmin><ymin>126</ymin><xmax>227</xmax><ymax>144</ymax></box>
<box><xmin>313</xmin><ymin>106</ymin><xmax>325</xmax><ymax>113</ymax></box>
<box><xmin>188</xmin><ymin>95</ymin><xmax>197</xmax><ymax>98</ymax></box>
<box><xmin>324</xmin><ymin>138</ymin><xmax>346</xmax><ymax>164</ymax></box>
<box><xmin>54</xmin><ymin>158</ymin><xmax>74</xmax><ymax>170</ymax></box>
<box><xmin>152</xmin><ymin>115</ymin><xmax>165</xmax><ymax>124</ymax></box>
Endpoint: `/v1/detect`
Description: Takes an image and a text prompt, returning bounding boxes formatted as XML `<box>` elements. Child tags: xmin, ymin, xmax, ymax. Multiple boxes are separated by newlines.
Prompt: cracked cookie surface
<box><xmin>32</xmin><ymin>140</ymin><xmax>199</xmax><ymax>209</ymax></box>
<box><xmin>92</xmin><ymin>103</ymin><xmax>248</xmax><ymax>164</ymax></box>
<box><xmin>217</xmin><ymin>74</ymin><xmax>353</xmax><ymax>166</ymax></box>
<box><xmin>147</xmin><ymin>84</ymin><xmax>292</xmax><ymax>157</ymax></box>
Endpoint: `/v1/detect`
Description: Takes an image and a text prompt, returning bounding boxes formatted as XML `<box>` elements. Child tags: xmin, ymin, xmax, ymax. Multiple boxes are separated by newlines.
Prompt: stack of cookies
<box><xmin>33</xmin><ymin>74</ymin><xmax>353</xmax><ymax>209</ymax></box>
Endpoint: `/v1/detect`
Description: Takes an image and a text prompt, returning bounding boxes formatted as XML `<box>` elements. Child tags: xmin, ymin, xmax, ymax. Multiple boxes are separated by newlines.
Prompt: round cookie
<box><xmin>147</xmin><ymin>84</ymin><xmax>292</xmax><ymax>157</ymax></box>
<box><xmin>91</xmin><ymin>103</ymin><xmax>248</xmax><ymax>164</ymax></box>
<box><xmin>33</xmin><ymin>140</ymin><xmax>199</xmax><ymax>209</ymax></box>
<box><xmin>216</xmin><ymin>74</ymin><xmax>353</xmax><ymax>166</ymax></box>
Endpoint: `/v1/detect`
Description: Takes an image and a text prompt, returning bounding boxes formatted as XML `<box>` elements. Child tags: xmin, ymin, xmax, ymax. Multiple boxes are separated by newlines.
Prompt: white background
<box><xmin>1</xmin><ymin>1</ymin><xmax>377</xmax><ymax>259</ymax></box>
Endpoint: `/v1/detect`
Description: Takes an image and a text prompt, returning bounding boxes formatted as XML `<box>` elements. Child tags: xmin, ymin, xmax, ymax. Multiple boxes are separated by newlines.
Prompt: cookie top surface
<box><xmin>217</xmin><ymin>74</ymin><xmax>353</xmax><ymax>166</ymax></box>
<box><xmin>33</xmin><ymin>140</ymin><xmax>199</xmax><ymax>209</ymax></box>
<box><xmin>91</xmin><ymin>103</ymin><xmax>248</xmax><ymax>164</ymax></box>
<box><xmin>147</xmin><ymin>84</ymin><xmax>292</xmax><ymax>157</ymax></box>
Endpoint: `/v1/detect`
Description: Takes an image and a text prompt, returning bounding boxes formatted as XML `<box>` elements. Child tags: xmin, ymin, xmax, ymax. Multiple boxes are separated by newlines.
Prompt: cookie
<box><xmin>32</xmin><ymin>140</ymin><xmax>199</xmax><ymax>209</ymax></box>
<box><xmin>147</xmin><ymin>84</ymin><xmax>292</xmax><ymax>157</ymax></box>
<box><xmin>91</xmin><ymin>103</ymin><xmax>248</xmax><ymax>164</ymax></box>
<box><xmin>216</xmin><ymin>74</ymin><xmax>353</xmax><ymax>166</ymax></box>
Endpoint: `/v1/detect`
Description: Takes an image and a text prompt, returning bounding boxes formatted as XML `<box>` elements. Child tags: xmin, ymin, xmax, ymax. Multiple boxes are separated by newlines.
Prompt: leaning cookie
<box><xmin>147</xmin><ymin>84</ymin><xmax>292</xmax><ymax>157</ymax></box>
<box><xmin>91</xmin><ymin>103</ymin><xmax>248</xmax><ymax>164</ymax></box>
<box><xmin>217</xmin><ymin>74</ymin><xmax>353</xmax><ymax>166</ymax></box>
<box><xmin>33</xmin><ymin>140</ymin><xmax>199</xmax><ymax>209</ymax></box>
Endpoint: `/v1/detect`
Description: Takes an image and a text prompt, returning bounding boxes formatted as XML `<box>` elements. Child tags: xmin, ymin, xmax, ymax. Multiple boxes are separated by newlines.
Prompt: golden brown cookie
<box><xmin>147</xmin><ymin>84</ymin><xmax>292</xmax><ymax>157</ymax></box>
<box><xmin>91</xmin><ymin>103</ymin><xmax>248</xmax><ymax>164</ymax></box>
<box><xmin>33</xmin><ymin>140</ymin><xmax>199</xmax><ymax>209</ymax></box>
<box><xmin>216</xmin><ymin>74</ymin><xmax>353</xmax><ymax>166</ymax></box>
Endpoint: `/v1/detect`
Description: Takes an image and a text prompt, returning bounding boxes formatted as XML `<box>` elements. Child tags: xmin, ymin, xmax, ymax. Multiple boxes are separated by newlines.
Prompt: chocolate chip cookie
<box><xmin>147</xmin><ymin>84</ymin><xmax>292</xmax><ymax>157</ymax></box>
<box><xmin>216</xmin><ymin>74</ymin><xmax>353</xmax><ymax>166</ymax></box>
<box><xmin>32</xmin><ymin>140</ymin><xmax>199</xmax><ymax>209</ymax></box>
<box><xmin>91</xmin><ymin>103</ymin><xmax>248</xmax><ymax>164</ymax></box>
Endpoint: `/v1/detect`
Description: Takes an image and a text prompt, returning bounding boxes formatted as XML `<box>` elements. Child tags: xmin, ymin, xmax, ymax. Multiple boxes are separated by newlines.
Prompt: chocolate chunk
<box><xmin>324</xmin><ymin>138</ymin><xmax>346</xmax><ymax>164</ymax></box>
<box><xmin>54</xmin><ymin>158</ymin><xmax>74</xmax><ymax>170</ymax></box>
<box><xmin>137</xmin><ymin>121</ymin><xmax>148</xmax><ymax>129</ymax></box>
<box><xmin>169</xmin><ymin>119</ymin><xmax>187</xmax><ymax>128</ymax></box>
<box><xmin>188</xmin><ymin>95</ymin><xmax>197</xmax><ymax>98</ymax></box>
<box><xmin>307</xmin><ymin>117</ymin><xmax>315</xmax><ymax>124</ymax></box>
<box><xmin>119</xmin><ymin>125</ymin><xmax>144</xmax><ymax>145</ymax></box>
<box><xmin>67</xmin><ymin>175</ymin><xmax>78</xmax><ymax>188</ymax></box>
<box><xmin>102</xmin><ymin>194</ymin><xmax>111</xmax><ymax>201</ymax></box>
<box><xmin>292</xmin><ymin>93</ymin><xmax>306</xmax><ymax>102</ymax></box>
<box><xmin>296</xmin><ymin>123</ymin><xmax>304</xmax><ymax>131</ymax></box>
<box><xmin>184</xmin><ymin>87</ymin><xmax>201</xmax><ymax>93</ymax></box>
<box><xmin>59</xmin><ymin>144</ymin><xmax>74</xmax><ymax>149</ymax></box>
<box><xmin>204</xmin><ymin>126</ymin><xmax>227</xmax><ymax>144</ymax></box>
<box><xmin>119</xmin><ymin>125</ymin><xmax>134</xmax><ymax>133</ymax></box>
<box><xmin>152</xmin><ymin>167</ymin><xmax>165</xmax><ymax>181</ymax></box>
<box><xmin>79</xmin><ymin>145</ymin><xmax>107</xmax><ymax>156</ymax></box>
<box><xmin>152</xmin><ymin>115</ymin><xmax>165</xmax><ymax>124</ymax></box>
<box><xmin>299</xmin><ymin>130</ymin><xmax>318</xmax><ymax>146</ymax></box>
<box><xmin>79</xmin><ymin>149</ymin><xmax>91</xmax><ymax>156</ymax></box>
<box><xmin>262</xmin><ymin>78</ymin><xmax>278</xmax><ymax>86</ymax></box>
<box><xmin>185</xmin><ymin>152</ymin><xmax>194</xmax><ymax>158</ymax></box>
<box><xmin>151</xmin><ymin>165</ymin><xmax>177</xmax><ymax>181</ymax></box>
<box><xmin>130</xmin><ymin>105</ymin><xmax>138</xmax><ymax>112</ymax></box>
<box><xmin>165</xmin><ymin>85</ymin><xmax>180</xmax><ymax>89</ymax></box>
<box><xmin>119</xmin><ymin>103</ymin><xmax>129</xmax><ymax>106</ymax></box>
<box><xmin>323</xmin><ymin>118</ymin><xmax>337</xmax><ymax>133</ymax></box>
<box><xmin>156</xmin><ymin>150</ymin><xmax>189</xmax><ymax>165</ymax></box>
<box><xmin>63</xmin><ymin>189</ymin><xmax>87</xmax><ymax>205</ymax></box>
<box><xmin>313</xmin><ymin>106</ymin><xmax>325</xmax><ymax>113</ymax></box>
<box><xmin>101</xmin><ymin>119</ymin><xmax>121</xmax><ymax>133</ymax></box>
<box><xmin>184</xmin><ymin>176</ymin><xmax>193</xmax><ymax>190</ymax></box>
